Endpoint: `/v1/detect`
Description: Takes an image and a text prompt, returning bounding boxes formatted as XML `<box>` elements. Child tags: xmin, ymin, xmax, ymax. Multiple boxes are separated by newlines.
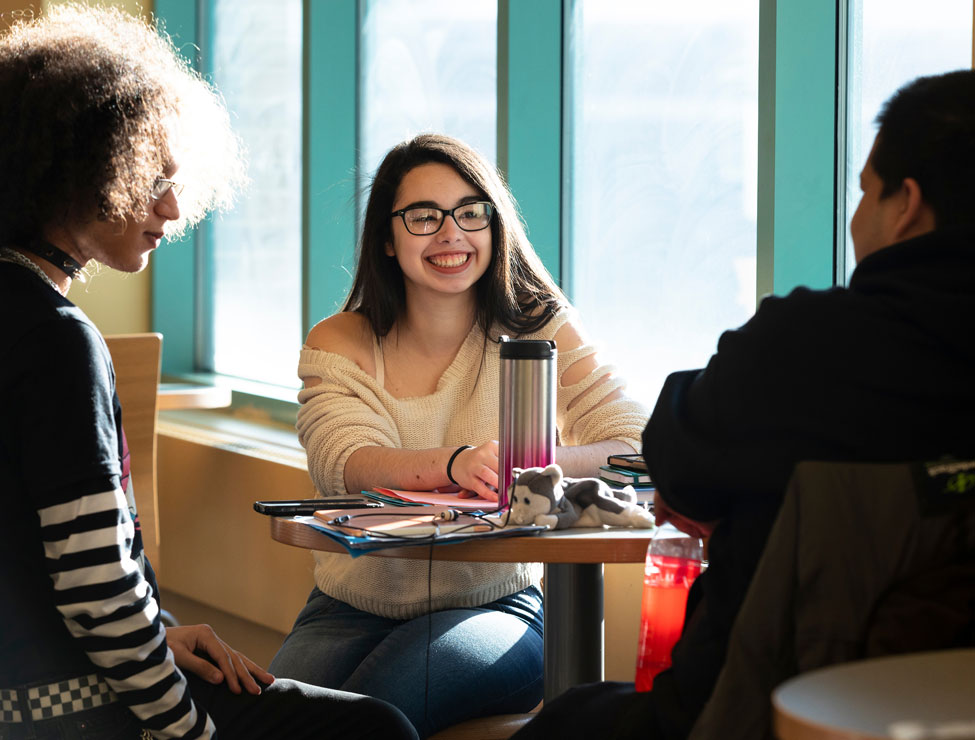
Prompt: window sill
<box><xmin>159</xmin><ymin>408</ymin><xmax>306</xmax><ymax>470</ymax></box>
<box><xmin>160</xmin><ymin>372</ymin><xmax>299</xmax><ymax>425</ymax></box>
<box><xmin>157</xmin><ymin>373</ymin><xmax>305</xmax><ymax>470</ymax></box>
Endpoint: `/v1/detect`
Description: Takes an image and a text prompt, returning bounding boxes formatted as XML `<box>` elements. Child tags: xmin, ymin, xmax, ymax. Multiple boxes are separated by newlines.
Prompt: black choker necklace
<box><xmin>22</xmin><ymin>240</ymin><xmax>84</xmax><ymax>279</ymax></box>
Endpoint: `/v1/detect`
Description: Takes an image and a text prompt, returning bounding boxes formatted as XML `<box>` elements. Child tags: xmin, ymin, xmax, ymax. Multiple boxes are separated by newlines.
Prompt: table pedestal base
<box><xmin>543</xmin><ymin>563</ymin><xmax>604</xmax><ymax>701</ymax></box>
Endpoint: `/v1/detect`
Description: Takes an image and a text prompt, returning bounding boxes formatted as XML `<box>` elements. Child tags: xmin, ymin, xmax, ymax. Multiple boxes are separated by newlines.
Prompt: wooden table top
<box><xmin>158</xmin><ymin>383</ymin><xmax>233</xmax><ymax>411</ymax></box>
<box><xmin>270</xmin><ymin>515</ymin><xmax>654</xmax><ymax>564</ymax></box>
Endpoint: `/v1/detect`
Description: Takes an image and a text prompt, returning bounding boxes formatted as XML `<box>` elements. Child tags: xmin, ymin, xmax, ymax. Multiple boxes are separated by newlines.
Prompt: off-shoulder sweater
<box><xmin>296</xmin><ymin>307</ymin><xmax>648</xmax><ymax>618</ymax></box>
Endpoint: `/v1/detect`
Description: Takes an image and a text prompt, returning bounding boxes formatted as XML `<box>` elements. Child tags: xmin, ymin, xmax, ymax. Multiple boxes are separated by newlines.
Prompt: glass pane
<box><xmin>568</xmin><ymin>1</ymin><xmax>760</xmax><ymax>406</ymax></box>
<box><xmin>843</xmin><ymin>0</ymin><xmax>972</xmax><ymax>280</ymax></box>
<box><xmin>359</xmin><ymin>0</ymin><xmax>497</xmax><ymax>188</ymax></box>
<box><xmin>208</xmin><ymin>0</ymin><xmax>302</xmax><ymax>387</ymax></box>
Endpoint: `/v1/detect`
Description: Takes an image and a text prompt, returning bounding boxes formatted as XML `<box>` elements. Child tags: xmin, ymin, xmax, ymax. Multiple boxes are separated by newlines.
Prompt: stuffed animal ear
<box><xmin>541</xmin><ymin>463</ymin><xmax>563</xmax><ymax>487</ymax></box>
<box><xmin>511</xmin><ymin>468</ymin><xmax>524</xmax><ymax>479</ymax></box>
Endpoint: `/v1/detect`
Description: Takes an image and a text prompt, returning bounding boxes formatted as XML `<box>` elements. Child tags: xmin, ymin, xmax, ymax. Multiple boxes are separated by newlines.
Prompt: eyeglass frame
<box><xmin>390</xmin><ymin>201</ymin><xmax>495</xmax><ymax>236</ymax></box>
<box><xmin>151</xmin><ymin>177</ymin><xmax>184</xmax><ymax>200</ymax></box>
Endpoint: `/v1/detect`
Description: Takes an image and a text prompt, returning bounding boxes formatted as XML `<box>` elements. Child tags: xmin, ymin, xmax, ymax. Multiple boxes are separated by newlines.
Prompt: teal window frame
<box><xmin>152</xmin><ymin>0</ymin><xmax>841</xmax><ymax>385</ymax></box>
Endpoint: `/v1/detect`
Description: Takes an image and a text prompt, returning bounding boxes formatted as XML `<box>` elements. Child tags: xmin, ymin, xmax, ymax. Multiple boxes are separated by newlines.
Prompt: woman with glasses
<box><xmin>270</xmin><ymin>134</ymin><xmax>648</xmax><ymax>737</ymax></box>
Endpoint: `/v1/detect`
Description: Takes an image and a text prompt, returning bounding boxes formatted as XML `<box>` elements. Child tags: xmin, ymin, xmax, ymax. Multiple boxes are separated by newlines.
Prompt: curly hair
<box><xmin>0</xmin><ymin>3</ymin><xmax>245</xmax><ymax>244</ymax></box>
<box><xmin>344</xmin><ymin>134</ymin><xmax>566</xmax><ymax>338</ymax></box>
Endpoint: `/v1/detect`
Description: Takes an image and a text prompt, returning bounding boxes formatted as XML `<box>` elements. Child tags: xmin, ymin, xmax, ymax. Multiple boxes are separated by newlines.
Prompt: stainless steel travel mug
<box><xmin>498</xmin><ymin>336</ymin><xmax>557</xmax><ymax>510</ymax></box>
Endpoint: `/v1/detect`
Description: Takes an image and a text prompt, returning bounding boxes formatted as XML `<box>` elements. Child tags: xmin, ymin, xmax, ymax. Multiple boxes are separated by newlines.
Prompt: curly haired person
<box><xmin>0</xmin><ymin>6</ymin><xmax>416</xmax><ymax>739</ymax></box>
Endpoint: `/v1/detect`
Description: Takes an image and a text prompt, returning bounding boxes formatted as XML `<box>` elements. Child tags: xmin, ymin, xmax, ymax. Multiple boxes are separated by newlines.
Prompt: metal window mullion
<box><xmin>834</xmin><ymin>0</ymin><xmax>850</xmax><ymax>286</ymax></box>
<box><xmin>303</xmin><ymin>0</ymin><xmax>358</xmax><ymax>335</ymax></box>
<box><xmin>195</xmin><ymin>0</ymin><xmax>216</xmax><ymax>372</ymax></box>
<box><xmin>497</xmin><ymin>0</ymin><xmax>564</xmax><ymax>287</ymax></box>
<box><xmin>757</xmin><ymin>0</ymin><xmax>839</xmax><ymax>301</ymax></box>
<box><xmin>152</xmin><ymin>0</ymin><xmax>200</xmax><ymax>375</ymax></box>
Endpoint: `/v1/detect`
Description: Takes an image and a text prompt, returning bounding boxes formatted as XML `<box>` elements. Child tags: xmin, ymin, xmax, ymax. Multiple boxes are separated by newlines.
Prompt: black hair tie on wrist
<box><xmin>446</xmin><ymin>445</ymin><xmax>473</xmax><ymax>486</ymax></box>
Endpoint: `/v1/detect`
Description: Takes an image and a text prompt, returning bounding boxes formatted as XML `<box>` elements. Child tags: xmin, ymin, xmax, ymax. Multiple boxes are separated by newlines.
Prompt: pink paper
<box><xmin>372</xmin><ymin>487</ymin><xmax>498</xmax><ymax>511</ymax></box>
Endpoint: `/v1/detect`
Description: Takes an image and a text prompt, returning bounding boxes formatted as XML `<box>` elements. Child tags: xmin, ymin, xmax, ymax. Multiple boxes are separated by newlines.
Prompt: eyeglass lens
<box><xmin>151</xmin><ymin>178</ymin><xmax>184</xmax><ymax>200</ymax></box>
<box><xmin>402</xmin><ymin>202</ymin><xmax>493</xmax><ymax>235</ymax></box>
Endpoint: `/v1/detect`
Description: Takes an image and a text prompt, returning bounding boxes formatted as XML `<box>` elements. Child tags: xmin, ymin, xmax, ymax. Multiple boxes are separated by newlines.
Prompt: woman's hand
<box><xmin>166</xmin><ymin>624</ymin><xmax>274</xmax><ymax>695</ymax></box>
<box><xmin>654</xmin><ymin>491</ymin><xmax>717</xmax><ymax>540</ymax></box>
<box><xmin>449</xmin><ymin>441</ymin><xmax>499</xmax><ymax>501</ymax></box>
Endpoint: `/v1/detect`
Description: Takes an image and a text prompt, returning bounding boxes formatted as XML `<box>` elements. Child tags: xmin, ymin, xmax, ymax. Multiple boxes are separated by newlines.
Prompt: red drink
<box><xmin>635</xmin><ymin>553</ymin><xmax>703</xmax><ymax>692</ymax></box>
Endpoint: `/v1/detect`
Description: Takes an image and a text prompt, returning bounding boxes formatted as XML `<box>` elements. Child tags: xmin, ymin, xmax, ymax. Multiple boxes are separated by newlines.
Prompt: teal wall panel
<box><xmin>498</xmin><ymin>0</ymin><xmax>563</xmax><ymax>281</ymax></box>
<box><xmin>153</xmin><ymin>0</ymin><xmax>198</xmax><ymax>374</ymax></box>
<box><xmin>757</xmin><ymin>0</ymin><xmax>838</xmax><ymax>299</ymax></box>
<box><xmin>303</xmin><ymin>0</ymin><xmax>358</xmax><ymax>332</ymax></box>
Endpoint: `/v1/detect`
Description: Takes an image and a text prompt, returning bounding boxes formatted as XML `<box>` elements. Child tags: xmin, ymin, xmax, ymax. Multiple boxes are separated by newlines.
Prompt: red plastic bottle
<box><xmin>635</xmin><ymin>522</ymin><xmax>704</xmax><ymax>691</ymax></box>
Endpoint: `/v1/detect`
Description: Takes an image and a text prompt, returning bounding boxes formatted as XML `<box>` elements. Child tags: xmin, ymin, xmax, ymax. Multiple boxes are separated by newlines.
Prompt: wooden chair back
<box><xmin>104</xmin><ymin>333</ymin><xmax>162</xmax><ymax>571</ymax></box>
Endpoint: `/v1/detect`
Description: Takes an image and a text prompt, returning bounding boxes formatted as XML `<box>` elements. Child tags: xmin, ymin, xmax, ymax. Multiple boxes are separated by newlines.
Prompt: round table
<box><xmin>270</xmin><ymin>516</ymin><xmax>654</xmax><ymax>701</ymax></box>
<box><xmin>773</xmin><ymin>649</ymin><xmax>975</xmax><ymax>739</ymax></box>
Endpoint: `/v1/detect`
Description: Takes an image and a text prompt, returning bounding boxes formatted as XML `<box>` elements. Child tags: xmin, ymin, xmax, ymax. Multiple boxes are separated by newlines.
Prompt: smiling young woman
<box><xmin>269</xmin><ymin>133</ymin><xmax>650</xmax><ymax>738</ymax></box>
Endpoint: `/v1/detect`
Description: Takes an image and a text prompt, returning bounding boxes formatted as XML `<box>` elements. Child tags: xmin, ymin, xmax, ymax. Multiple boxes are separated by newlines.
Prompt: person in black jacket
<box><xmin>0</xmin><ymin>5</ymin><xmax>416</xmax><ymax>739</ymax></box>
<box><xmin>513</xmin><ymin>68</ymin><xmax>975</xmax><ymax>740</ymax></box>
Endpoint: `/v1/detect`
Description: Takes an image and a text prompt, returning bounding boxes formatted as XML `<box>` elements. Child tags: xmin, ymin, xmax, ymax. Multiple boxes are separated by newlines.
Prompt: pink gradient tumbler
<box><xmin>498</xmin><ymin>336</ymin><xmax>556</xmax><ymax>510</ymax></box>
<box><xmin>635</xmin><ymin>522</ymin><xmax>704</xmax><ymax>691</ymax></box>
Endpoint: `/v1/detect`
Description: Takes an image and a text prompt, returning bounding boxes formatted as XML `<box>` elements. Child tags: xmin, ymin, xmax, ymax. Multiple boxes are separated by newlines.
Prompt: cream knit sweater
<box><xmin>296</xmin><ymin>307</ymin><xmax>648</xmax><ymax>618</ymax></box>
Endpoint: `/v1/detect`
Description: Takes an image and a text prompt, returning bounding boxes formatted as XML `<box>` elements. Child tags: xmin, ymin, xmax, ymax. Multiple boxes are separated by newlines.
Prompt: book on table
<box><xmin>605</xmin><ymin>453</ymin><xmax>649</xmax><ymax>473</ymax></box>
<box><xmin>599</xmin><ymin>464</ymin><xmax>653</xmax><ymax>485</ymax></box>
<box><xmin>599</xmin><ymin>479</ymin><xmax>654</xmax><ymax>507</ymax></box>
<box><xmin>363</xmin><ymin>487</ymin><xmax>497</xmax><ymax>511</ymax></box>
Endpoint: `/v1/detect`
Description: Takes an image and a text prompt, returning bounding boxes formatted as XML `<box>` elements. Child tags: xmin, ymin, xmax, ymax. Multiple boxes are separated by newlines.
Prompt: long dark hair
<box><xmin>343</xmin><ymin>134</ymin><xmax>565</xmax><ymax>337</ymax></box>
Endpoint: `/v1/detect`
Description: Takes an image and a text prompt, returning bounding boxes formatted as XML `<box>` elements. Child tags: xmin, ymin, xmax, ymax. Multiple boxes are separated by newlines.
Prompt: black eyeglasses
<box><xmin>391</xmin><ymin>201</ymin><xmax>494</xmax><ymax>236</ymax></box>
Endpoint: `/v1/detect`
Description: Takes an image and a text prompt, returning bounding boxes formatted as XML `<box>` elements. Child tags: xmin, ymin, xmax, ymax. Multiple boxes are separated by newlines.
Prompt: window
<box><xmin>359</xmin><ymin>0</ymin><xmax>497</xmax><ymax>183</ymax></box>
<box><xmin>204</xmin><ymin>0</ymin><xmax>303</xmax><ymax>388</ymax></box>
<box><xmin>566</xmin><ymin>0</ymin><xmax>760</xmax><ymax>404</ymax></box>
<box><xmin>152</xmin><ymin>0</ymin><xmax>973</xmax><ymax>407</ymax></box>
<box><xmin>840</xmin><ymin>0</ymin><xmax>973</xmax><ymax>280</ymax></box>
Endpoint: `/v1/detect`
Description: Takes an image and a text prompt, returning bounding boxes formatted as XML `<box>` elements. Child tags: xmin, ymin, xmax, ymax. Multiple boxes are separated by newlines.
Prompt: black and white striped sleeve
<box><xmin>19</xmin><ymin>319</ymin><xmax>214</xmax><ymax>738</ymax></box>
<box><xmin>38</xmin><ymin>483</ymin><xmax>214</xmax><ymax>738</ymax></box>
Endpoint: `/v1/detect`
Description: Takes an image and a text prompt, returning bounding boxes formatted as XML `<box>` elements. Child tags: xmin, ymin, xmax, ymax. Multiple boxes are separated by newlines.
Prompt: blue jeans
<box><xmin>269</xmin><ymin>586</ymin><xmax>544</xmax><ymax>738</ymax></box>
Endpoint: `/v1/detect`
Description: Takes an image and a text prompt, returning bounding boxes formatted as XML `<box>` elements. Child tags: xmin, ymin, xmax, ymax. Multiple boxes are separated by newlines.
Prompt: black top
<box><xmin>641</xmin><ymin>227</ymin><xmax>975</xmax><ymax>737</ymax></box>
<box><xmin>0</xmin><ymin>263</ymin><xmax>130</xmax><ymax>683</ymax></box>
<box><xmin>0</xmin><ymin>261</ymin><xmax>205</xmax><ymax>736</ymax></box>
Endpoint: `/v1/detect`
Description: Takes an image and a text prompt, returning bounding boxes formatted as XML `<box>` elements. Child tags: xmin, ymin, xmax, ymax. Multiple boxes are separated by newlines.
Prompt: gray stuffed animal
<box><xmin>507</xmin><ymin>463</ymin><xmax>654</xmax><ymax>529</ymax></box>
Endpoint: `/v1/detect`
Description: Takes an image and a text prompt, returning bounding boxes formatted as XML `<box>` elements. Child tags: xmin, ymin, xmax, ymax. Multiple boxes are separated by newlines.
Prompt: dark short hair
<box><xmin>0</xmin><ymin>5</ymin><xmax>243</xmax><ymax>244</ymax></box>
<box><xmin>343</xmin><ymin>134</ymin><xmax>566</xmax><ymax>337</ymax></box>
<box><xmin>873</xmin><ymin>69</ymin><xmax>975</xmax><ymax>228</ymax></box>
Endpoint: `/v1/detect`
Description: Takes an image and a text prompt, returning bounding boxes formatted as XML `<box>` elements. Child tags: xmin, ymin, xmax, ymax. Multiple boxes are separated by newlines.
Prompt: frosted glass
<box><xmin>209</xmin><ymin>0</ymin><xmax>302</xmax><ymax>388</ymax></box>
<box><xmin>843</xmin><ymin>0</ymin><xmax>973</xmax><ymax>280</ymax></box>
<box><xmin>568</xmin><ymin>1</ymin><xmax>760</xmax><ymax>408</ymax></box>
<box><xmin>359</xmin><ymin>0</ymin><xmax>497</xmax><ymax>186</ymax></box>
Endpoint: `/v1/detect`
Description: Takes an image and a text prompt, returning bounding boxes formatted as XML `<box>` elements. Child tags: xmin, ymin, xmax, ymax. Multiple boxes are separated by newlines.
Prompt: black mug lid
<box><xmin>499</xmin><ymin>336</ymin><xmax>556</xmax><ymax>359</ymax></box>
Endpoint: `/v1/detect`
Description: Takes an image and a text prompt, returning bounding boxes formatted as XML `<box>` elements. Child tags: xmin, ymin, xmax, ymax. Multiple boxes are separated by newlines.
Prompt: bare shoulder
<box><xmin>552</xmin><ymin>311</ymin><xmax>591</xmax><ymax>353</ymax></box>
<box><xmin>305</xmin><ymin>312</ymin><xmax>377</xmax><ymax>376</ymax></box>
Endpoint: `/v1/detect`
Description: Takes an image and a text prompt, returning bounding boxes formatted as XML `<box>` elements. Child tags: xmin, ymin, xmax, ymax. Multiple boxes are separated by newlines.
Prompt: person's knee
<box><xmin>352</xmin><ymin>695</ymin><xmax>419</xmax><ymax>740</ymax></box>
